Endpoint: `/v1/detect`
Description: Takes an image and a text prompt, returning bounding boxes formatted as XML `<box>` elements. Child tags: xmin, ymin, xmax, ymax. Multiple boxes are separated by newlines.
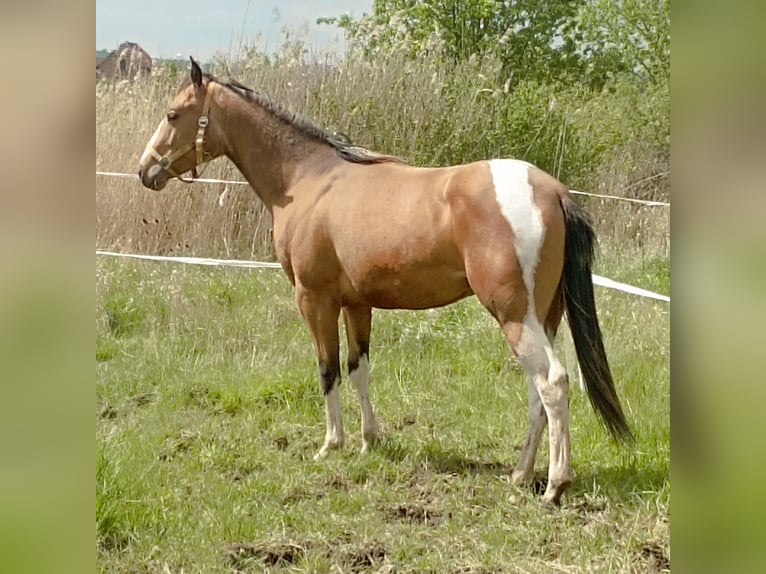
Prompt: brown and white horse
<box><xmin>138</xmin><ymin>59</ymin><xmax>632</xmax><ymax>505</ymax></box>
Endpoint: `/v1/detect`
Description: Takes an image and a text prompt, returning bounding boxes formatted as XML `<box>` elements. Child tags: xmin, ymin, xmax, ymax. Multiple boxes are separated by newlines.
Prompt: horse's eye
<box><xmin>167</xmin><ymin>111</ymin><xmax>178</xmax><ymax>122</ymax></box>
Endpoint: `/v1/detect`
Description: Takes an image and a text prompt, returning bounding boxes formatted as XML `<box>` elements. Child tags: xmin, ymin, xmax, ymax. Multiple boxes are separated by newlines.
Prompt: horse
<box><xmin>138</xmin><ymin>58</ymin><xmax>633</xmax><ymax>505</ymax></box>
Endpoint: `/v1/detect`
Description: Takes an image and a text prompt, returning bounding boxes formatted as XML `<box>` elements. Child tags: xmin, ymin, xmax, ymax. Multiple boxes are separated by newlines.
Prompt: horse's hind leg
<box><xmin>296</xmin><ymin>287</ymin><xmax>344</xmax><ymax>460</ymax></box>
<box><xmin>504</xmin><ymin>317</ymin><xmax>571</xmax><ymax>505</ymax></box>
<box><xmin>468</xmin><ymin>262</ymin><xmax>569</xmax><ymax>502</ymax></box>
<box><xmin>342</xmin><ymin>306</ymin><xmax>380</xmax><ymax>453</ymax></box>
<box><xmin>512</xmin><ymin>376</ymin><xmax>547</xmax><ymax>487</ymax></box>
<box><xmin>512</xmin><ymin>289</ymin><xmax>565</xmax><ymax>486</ymax></box>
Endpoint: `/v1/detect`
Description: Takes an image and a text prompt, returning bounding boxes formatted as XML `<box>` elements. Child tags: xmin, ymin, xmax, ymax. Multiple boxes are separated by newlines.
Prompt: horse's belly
<box><xmin>343</xmin><ymin>264</ymin><xmax>472</xmax><ymax>310</ymax></box>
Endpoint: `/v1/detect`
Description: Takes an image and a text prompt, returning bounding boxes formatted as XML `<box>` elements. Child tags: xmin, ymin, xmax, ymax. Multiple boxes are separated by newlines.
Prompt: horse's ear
<box><xmin>190</xmin><ymin>57</ymin><xmax>203</xmax><ymax>88</ymax></box>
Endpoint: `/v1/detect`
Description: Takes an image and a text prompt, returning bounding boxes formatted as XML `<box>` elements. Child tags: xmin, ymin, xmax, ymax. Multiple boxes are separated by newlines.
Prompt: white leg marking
<box><xmin>514</xmin><ymin>319</ymin><xmax>571</xmax><ymax>503</ymax></box>
<box><xmin>349</xmin><ymin>355</ymin><xmax>379</xmax><ymax>453</ymax></box>
<box><xmin>315</xmin><ymin>379</ymin><xmax>345</xmax><ymax>460</ymax></box>
<box><xmin>518</xmin><ymin>321</ymin><xmax>568</xmax><ymax>385</ymax></box>
<box><xmin>139</xmin><ymin>119</ymin><xmax>166</xmax><ymax>165</ymax></box>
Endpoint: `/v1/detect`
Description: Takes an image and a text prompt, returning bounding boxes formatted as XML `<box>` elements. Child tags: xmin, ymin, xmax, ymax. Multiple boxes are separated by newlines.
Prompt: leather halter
<box><xmin>149</xmin><ymin>81</ymin><xmax>216</xmax><ymax>183</ymax></box>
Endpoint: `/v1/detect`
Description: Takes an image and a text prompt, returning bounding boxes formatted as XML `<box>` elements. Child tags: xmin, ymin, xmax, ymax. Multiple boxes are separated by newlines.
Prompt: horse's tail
<box><xmin>560</xmin><ymin>195</ymin><xmax>634</xmax><ymax>442</ymax></box>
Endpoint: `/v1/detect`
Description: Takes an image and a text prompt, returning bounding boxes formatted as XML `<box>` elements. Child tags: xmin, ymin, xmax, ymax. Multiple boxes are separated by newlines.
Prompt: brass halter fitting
<box><xmin>149</xmin><ymin>81</ymin><xmax>216</xmax><ymax>183</ymax></box>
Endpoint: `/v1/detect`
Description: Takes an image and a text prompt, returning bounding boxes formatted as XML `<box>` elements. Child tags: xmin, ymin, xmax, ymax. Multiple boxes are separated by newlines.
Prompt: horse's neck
<box><xmin>220</xmin><ymin>99</ymin><xmax>333</xmax><ymax>211</ymax></box>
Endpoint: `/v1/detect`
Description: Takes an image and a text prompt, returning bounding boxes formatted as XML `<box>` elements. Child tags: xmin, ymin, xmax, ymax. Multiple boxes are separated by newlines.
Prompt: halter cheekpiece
<box><xmin>149</xmin><ymin>81</ymin><xmax>216</xmax><ymax>182</ymax></box>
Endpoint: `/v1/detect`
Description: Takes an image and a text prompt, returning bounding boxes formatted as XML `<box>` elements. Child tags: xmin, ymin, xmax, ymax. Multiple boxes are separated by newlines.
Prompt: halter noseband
<box><xmin>149</xmin><ymin>81</ymin><xmax>217</xmax><ymax>183</ymax></box>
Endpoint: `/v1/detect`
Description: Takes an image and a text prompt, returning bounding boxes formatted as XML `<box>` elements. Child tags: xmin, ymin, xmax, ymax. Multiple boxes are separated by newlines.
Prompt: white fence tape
<box><xmin>95</xmin><ymin>250</ymin><xmax>282</xmax><ymax>269</ymax></box>
<box><xmin>96</xmin><ymin>171</ymin><xmax>250</xmax><ymax>186</ymax></box>
<box><xmin>97</xmin><ymin>172</ymin><xmax>669</xmax><ymax>207</ymax></box>
<box><xmin>592</xmin><ymin>274</ymin><xmax>669</xmax><ymax>302</ymax></box>
<box><xmin>568</xmin><ymin>189</ymin><xmax>669</xmax><ymax>207</ymax></box>
<box><xmin>95</xmin><ymin>250</ymin><xmax>669</xmax><ymax>302</ymax></box>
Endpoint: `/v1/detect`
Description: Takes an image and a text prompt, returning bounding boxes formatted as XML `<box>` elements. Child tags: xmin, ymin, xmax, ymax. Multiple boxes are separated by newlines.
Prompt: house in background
<box><xmin>96</xmin><ymin>42</ymin><xmax>152</xmax><ymax>81</ymax></box>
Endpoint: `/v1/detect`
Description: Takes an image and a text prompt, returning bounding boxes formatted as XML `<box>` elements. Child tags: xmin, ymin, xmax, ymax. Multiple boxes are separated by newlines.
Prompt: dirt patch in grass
<box><xmin>569</xmin><ymin>495</ymin><xmax>610</xmax><ymax>533</ymax></box>
<box><xmin>131</xmin><ymin>391</ymin><xmax>155</xmax><ymax>407</ymax></box>
<box><xmin>324</xmin><ymin>472</ymin><xmax>352</xmax><ymax>491</ymax></box>
<box><xmin>224</xmin><ymin>538</ymin><xmax>391</xmax><ymax>572</ymax></box>
<box><xmin>572</xmin><ymin>497</ymin><xmax>607</xmax><ymax>515</ymax></box>
<box><xmin>99</xmin><ymin>404</ymin><xmax>118</xmax><ymax>419</ymax></box>
<box><xmin>224</xmin><ymin>539</ymin><xmax>311</xmax><ymax>570</ymax></box>
<box><xmin>280</xmin><ymin>486</ymin><xmax>321</xmax><ymax>505</ymax></box>
<box><xmin>279</xmin><ymin>473</ymin><xmax>351</xmax><ymax>505</ymax></box>
<box><xmin>229</xmin><ymin>464</ymin><xmax>260</xmax><ymax>483</ymax></box>
<box><xmin>385</xmin><ymin>501</ymin><xmax>443</xmax><ymax>526</ymax></box>
<box><xmin>447</xmin><ymin>566</ymin><xmax>502</xmax><ymax>574</ymax></box>
<box><xmin>393</xmin><ymin>413</ymin><xmax>419</xmax><ymax>430</ymax></box>
<box><xmin>280</xmin><ymin>472</ymin><xmax>353</xmax><ymax>506</ymax></box>
<box><xmin>430</xmin><ymin>455</ymin><xmax>512</xmax><ymax>476</ymax></box>
<box><xmin>340</xmin><ymin>540</ymin><xmax>389</xmax><ymax>572</ymax></box>
<box><xmin>636</xmin><ymin>542</ymin><xmax>670</xmax><ymax>572</ymax></box>
<box><xmin>158</xmin><ymin>429</ymin><xmax>198</xmax><ymax>461</ymax></box>
<box><xmin>273</xmin><ymin>435</ymin><xmax>289</xmax><ymax>450</ymax></box>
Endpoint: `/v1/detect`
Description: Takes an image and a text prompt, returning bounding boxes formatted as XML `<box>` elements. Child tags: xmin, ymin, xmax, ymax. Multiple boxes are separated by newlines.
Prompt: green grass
<box><xmin>96</xmin><ymin>251</ymin><xmax>669</xmax><ymax>573</ymax></box>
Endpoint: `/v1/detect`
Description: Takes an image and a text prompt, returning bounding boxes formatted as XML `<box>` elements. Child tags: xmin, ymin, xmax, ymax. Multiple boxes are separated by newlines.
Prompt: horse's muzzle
<box><xmin>138</xmin><ymin>164</ymin><xmax>169</xmax><ymax>190</ymax></box>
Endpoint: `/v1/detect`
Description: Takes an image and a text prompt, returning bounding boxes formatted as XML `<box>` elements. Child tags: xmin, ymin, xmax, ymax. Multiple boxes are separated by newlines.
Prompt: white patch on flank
<box><xmin>139</xmin><ymin>119</ymin><xmax>166</xmax><ymax>164</ymax></box>
<box><xmin>489</xmin><ymin>158</ymin><xmax>545</xmax><ymax>320</ymax></box>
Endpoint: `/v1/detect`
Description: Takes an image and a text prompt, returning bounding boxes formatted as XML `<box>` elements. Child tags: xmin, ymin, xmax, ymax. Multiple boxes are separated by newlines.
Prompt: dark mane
<box><xmin>201</xmin><ymin>72</ymin><xmax>404</xmax><ymax>165</ymax></box>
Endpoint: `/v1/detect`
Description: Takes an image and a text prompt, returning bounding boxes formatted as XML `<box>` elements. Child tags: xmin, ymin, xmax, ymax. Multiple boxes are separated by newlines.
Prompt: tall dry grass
<box><xmin>96</xmin><ymin>45</ymin><xmax>669</xmax><ymax>261</ymax></box>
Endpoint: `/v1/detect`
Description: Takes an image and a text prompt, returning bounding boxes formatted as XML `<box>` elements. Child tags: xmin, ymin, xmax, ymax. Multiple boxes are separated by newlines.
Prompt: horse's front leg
<box><xmin>296</xmin><ymin>287</ymin><xmax>344</xmax><ymax>459</ymax></box>
<box><xmin>342</xmin><ymin>305</ymin><xmax>380</xmax><ymax>453</ymax></box>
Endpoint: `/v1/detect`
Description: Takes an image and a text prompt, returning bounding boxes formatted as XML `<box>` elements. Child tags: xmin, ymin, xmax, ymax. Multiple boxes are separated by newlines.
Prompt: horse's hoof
<box><xmin>313</xmin><ymin>437</ymin><xmax>344</xmax><ymax>460</ymax></box>
<box><xmin>511</xmin><ymin>469</ymin><xmax>532</xmax><ymax>487</ymax></box>
<box><xmin>542</xmin><ymin>478</ymin><xmax>571</xmax><ymax>506</ymax></box>
<box><xmin>360</xmin><ymin>429</ymin><xmax>381</xmax><ymax>455</ymax></box>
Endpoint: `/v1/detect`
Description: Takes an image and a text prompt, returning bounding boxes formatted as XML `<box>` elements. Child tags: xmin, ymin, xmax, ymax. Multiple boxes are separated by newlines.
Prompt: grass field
<box><xmin>96</xmin><ymin>244</ymin><xmax>669</xmax><ymax>573</ymax></box>
<box><xmin>96</xmin><ymin>33</ymin><xmax>669</xmax><ymax>572</ymax></box>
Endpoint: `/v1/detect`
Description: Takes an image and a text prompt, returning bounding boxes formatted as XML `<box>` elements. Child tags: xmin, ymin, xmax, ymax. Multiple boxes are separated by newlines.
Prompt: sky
<box><xmin>96</xmin><ymin>0</ymin><xmax>373</xmax><ymax>61</ymax></box>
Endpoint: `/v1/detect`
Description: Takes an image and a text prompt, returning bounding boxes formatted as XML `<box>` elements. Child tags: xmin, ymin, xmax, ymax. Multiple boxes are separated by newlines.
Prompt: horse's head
<box><xmin>138</xmin><ymin>58</ymin><xmax>222</xmax><ymax>190</ymax></box>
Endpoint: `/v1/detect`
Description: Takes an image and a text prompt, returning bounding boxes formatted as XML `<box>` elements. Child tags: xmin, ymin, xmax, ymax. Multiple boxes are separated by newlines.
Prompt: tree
<box><xmin>320</xmin><ymin>1</ymin><xmax>584</xmax><ymax>85</ymax></box>
<box><xmin>319</xmin><ymin>0</ymin><xmax>669</xmax><ymax>89</ymax></box>
<box><xmin>574</xmin><ymin>0</ymin><xmax>670</xmax><ymax>86</ymax></box>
